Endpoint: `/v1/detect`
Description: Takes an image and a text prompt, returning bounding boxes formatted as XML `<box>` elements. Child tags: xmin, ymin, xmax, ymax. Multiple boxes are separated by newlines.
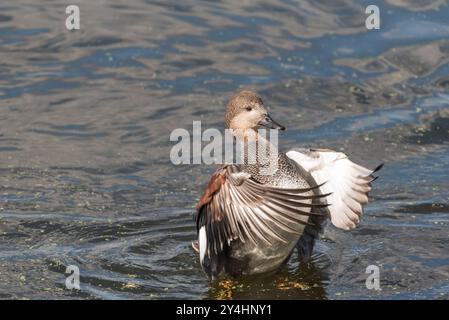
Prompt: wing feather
<box><xmin>195</xmin><ymin>165</ymin><xmax>326</xmax><ymax>262</ymax></box>
<box><xmin>286</xmin><ymin>148</ymin><xmax>382</xmax><ymax>230</ymax></box>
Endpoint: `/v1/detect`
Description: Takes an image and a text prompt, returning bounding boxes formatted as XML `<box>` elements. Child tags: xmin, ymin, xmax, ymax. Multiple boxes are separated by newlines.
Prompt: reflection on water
<box><xmin>0</xmin><ymin>0</ymin><xmax>448</xmax><ymax>299</ymax></box>
<box><xmin>207</xmin><ymin>260</ymin><xmax>329</xmax><ymax>300</ymax></box>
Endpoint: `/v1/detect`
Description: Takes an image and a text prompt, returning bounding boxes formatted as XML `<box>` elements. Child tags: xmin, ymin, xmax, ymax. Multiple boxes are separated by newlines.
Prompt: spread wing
<box><xmin>195</xmin><ymin>165</ymin><xmax>328</xmax><ymax>265</ymax></box>
<box><xmin>286</xmin><ymin>148</ymin><xmax>383</xmax><ymax>230</ymax></box>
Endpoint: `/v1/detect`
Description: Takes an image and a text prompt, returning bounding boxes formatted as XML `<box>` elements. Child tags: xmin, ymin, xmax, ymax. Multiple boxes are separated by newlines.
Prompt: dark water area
<box><xmin>0</xmin><ymin>0</ymin><xmax>448</xmax><ymax>299</ymax></box>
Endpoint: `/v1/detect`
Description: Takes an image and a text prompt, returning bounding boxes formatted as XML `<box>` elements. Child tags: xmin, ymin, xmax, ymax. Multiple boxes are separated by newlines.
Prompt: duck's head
<box><xmin>225</xmin><ymin>91</ymin><xmax>285</xmax><ymax>132</ymax></box>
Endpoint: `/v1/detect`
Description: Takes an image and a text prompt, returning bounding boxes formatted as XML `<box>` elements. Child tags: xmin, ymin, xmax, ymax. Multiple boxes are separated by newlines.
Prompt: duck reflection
<box><xmin>205</xmin><ymin>254</ymin><xmax>329</xmax><ymax>300</ymax></box>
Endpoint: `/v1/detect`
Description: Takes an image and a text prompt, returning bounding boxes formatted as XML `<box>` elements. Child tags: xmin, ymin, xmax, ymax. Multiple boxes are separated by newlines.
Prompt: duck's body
<box><xmin>223</xmin><ymin>152</ymin><xmax>318</xmax><ymax>276</ymax></box>
<box><xmin>194</xmin><ymin>91</ymin><xmax>382</xmax><ymax>280</ymax></box>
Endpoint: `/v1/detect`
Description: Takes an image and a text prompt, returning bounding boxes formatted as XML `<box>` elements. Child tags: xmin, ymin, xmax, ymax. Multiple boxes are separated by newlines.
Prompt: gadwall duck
<box><xmin>194</xmin><ymin>91</ymin><xmax>382</xmax><ymax>280</ymax></box>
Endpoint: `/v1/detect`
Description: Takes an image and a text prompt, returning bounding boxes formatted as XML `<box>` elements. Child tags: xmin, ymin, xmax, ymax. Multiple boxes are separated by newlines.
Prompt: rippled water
<box><xmin>0</xmin><ymin>0</ymin><xmax>448</xmax><ymax>299</ymax></box>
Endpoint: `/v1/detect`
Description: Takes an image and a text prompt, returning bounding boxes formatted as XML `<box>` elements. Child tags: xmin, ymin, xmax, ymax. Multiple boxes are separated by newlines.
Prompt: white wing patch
<box><xmin>286</xmin><ymin>149</ymin><xmax>381</xmax><ymax>230</ymax></box>
<box><xmin>199</xmin><ymin>226</ymin><xmax>207</xmax><ymax>264</ymax></box>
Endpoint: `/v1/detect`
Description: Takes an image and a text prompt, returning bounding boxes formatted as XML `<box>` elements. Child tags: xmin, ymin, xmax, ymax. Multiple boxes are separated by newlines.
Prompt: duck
<box><xmin>193</xmin><ymin>90</ymin><xmax>383</xmax><ymax>280</ymax></box>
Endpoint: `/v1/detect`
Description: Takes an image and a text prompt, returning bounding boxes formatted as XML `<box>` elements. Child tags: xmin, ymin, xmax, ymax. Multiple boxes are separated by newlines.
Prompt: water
<box><xmin>0</xmin><ymin>0</ymin><xmax>448</xmax><ymax>299</ymax></box>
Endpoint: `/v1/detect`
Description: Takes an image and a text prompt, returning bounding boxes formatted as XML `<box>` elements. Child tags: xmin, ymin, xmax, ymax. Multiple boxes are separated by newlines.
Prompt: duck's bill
<box><xmin>259</xmin><ymin>114</ymin><xmax>286</xmax><ymax>130</ymax></box>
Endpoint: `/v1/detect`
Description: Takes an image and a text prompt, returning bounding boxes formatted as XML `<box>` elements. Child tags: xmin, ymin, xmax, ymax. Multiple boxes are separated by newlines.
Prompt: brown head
<box><xmin>225</xmin><ymin>91</ymin><xmax>285</xmax><ymax>132</ymax></box>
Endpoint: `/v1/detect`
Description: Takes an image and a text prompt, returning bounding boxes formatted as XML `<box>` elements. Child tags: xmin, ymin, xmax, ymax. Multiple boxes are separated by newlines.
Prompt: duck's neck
<box><xmin>232</xmin><ymin>128</ymin><xmax>279</xmax><ymax>176</ymax></box>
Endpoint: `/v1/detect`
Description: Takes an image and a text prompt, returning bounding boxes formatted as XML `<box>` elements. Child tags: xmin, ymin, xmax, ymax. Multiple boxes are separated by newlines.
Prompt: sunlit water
<box><xmin>0</xmin><ymin>0</ymin><xmax>448</xmax><ymax>299</ymax></box>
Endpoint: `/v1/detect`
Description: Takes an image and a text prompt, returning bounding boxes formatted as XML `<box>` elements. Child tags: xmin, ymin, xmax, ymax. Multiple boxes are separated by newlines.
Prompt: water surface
<box><xmin>0</xmin><ymin>0</ymin><xmax>448</xmax><ymax>299</ymax></box>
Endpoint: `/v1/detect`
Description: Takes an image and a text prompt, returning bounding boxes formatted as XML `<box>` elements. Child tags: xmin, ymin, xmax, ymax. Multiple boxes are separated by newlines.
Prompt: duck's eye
<box><xmin>246</xmin><ymin>106</ymin><xmax>252</xmax><ymax>111</ymax></box>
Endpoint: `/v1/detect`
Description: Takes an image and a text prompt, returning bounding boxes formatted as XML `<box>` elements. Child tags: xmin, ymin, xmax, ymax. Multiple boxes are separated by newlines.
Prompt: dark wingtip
<box><xmin>314</xmin><ymin>192</ymin><xmax>332</xmax><ymax>198</ymax></box>
<box><xmin>373</xmin><ymin>163</ymin><xmax>384</xmax><ymax>173</ymax></box>
<box><xmin>311</xmin><ymin>203</ymin><xmax>331</xmax><ymax>208</ymax></box>
<box><xmin>313</xmin><ymin>181</ymin><xmax>328</xmax><ymax>189</ymax></box>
